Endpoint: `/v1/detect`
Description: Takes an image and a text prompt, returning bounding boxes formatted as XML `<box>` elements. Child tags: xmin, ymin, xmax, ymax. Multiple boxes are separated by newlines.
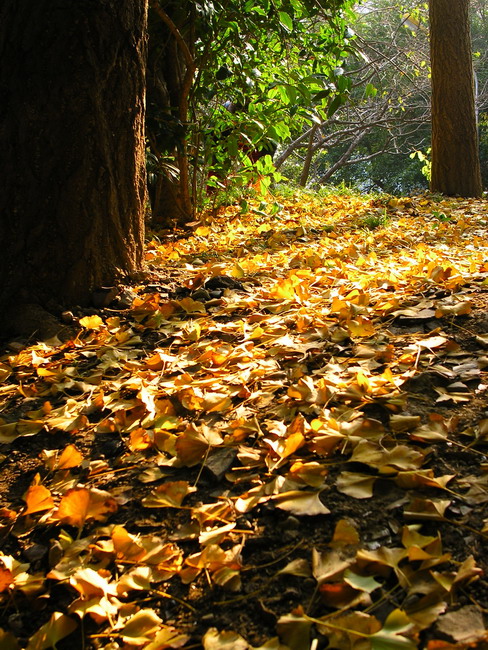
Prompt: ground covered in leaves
<box><xmin>2</xmin><ymin>191</ymin><xmax>488</xmax><ymax>649</ymax></box>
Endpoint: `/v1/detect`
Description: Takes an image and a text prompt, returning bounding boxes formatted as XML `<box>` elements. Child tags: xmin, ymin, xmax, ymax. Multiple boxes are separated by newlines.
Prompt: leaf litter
<box><xmin>2</xmin><ymin>193</ymin><xmax>488</xmax><ymax>648</ymax></box>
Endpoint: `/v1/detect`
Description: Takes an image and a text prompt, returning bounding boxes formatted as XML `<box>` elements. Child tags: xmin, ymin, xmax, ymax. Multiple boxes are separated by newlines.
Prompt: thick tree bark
<box><xmin>0</xmin><ymin>0</ymin><xmax>148</xmax><ymax>323</ymax></box>
<box><xmin>429</xmin><ymin>0</ymin><xmax>482</xmax><ymax>197</ymax></box>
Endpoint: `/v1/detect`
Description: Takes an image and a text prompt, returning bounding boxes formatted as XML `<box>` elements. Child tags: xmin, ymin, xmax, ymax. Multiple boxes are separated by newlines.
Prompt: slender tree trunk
<box><xmin>299</xmin><ymin>125</ymin><xmax>318</xmax><ymax>187</ymax></box>
<box><xmin>0</xmin><ymin>0</ymin><xmax>148</xmax><ymax>324</ymax></box>
<box><xmin>429</xmin><ymin>0</ymin><xmax>482</xmax><ymax>197</ymax></box>
<box><xmin>147</xmin><ymin>0</ymin><xmax>195</xmax><ymax>227</ymax></box>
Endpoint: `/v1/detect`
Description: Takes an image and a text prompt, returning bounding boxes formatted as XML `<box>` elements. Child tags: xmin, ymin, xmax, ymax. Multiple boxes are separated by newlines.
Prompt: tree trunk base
<box><xmin>0</xmin><ymin>303</ymin><xmax>75</xmax><ymax>342</ymax></box>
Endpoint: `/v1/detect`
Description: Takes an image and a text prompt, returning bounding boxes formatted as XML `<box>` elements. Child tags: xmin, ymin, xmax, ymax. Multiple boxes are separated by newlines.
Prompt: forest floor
<box><xmin>2</xmin><ymin>190</ymin><xmax>488</xmax><ymax>650</ymax></box>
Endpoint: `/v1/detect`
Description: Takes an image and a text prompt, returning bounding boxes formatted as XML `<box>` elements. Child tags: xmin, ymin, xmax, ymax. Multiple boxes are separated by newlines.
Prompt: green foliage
<box><xmin>148</xmin><ymin>0</ymin><xmax>355</xmax><ymax>212</ymax></box>
<box><xmin>358</xmin><ymin>208</ymin><xmax>389</xmax><ymax>230</ymax></box>
<box><xmin>410</xmin><ymin>148</ymin><xmax>431</xmax><ymax>182</ymax></box>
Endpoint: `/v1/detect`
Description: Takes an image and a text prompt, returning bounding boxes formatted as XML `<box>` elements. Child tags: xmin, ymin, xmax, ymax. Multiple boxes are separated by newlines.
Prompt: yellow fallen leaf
<box><xmin>272</xmin><ymin>490</ymin><xmax>330</xmax><ymax>516</ymax></box>
<box><xmin>79</xmin><ymin>315</ymin><xmax>104</xmax><ymax>330</ymax></box>
<box><xmin>23</xmin><ymin>485</ymin><xmax>55</xmax><ymax>515</ymax></box>
<box><xmin>53</xmin><ymin>487</ymin><xmax>118</xmax><ymax>528</ymax></box>
<box><xmin>142</xmin><ymin>481</ymin><xmax>195</xmax><ymax>508</ymax></box>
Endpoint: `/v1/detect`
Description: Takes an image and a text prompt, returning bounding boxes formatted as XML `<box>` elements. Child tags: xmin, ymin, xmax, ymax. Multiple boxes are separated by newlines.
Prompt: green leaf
<box><xmin>327</xmin><ymin>94</ymin><xmax>343</xmax><ymax>118</ymax></box>
<box><xmin>365</xmin><ymin>82</ymin><xmax>378</xmax><ymax>98</ymax></box>
<box><xmin>278</xmin><ymin>11</ymin><xmax>293</xmax><ymax>32</ymax></box>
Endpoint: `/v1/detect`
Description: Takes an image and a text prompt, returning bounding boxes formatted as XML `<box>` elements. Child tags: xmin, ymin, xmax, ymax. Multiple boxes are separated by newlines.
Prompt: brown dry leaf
<box><xmin>435</xmin><ymin>301</ymin><xmax>472</xmax><ymax>318</ymax></box>
<box><xmin>53</xmin><ymin>487</ymin><xmax>118</xmax><ymax>528</ymax></box>
<box><xmin>312</xmin><ymin>548</ymin><xmax>354</xmax><ymax>585</ymax></box>
<box><xmin>435</xmin><ymin>605</ymin><xmax>486</xmax><ymax>644</ymax></box>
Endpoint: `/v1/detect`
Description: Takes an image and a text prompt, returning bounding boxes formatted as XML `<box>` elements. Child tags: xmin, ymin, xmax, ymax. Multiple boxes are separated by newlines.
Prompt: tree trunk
<box><xmin>429</xmin><ymin>0</ymin><xmax>482</xmax><ymax>197</ymax></box>
<box><xmin>0</xmin><ymin>0</ymin><xmax>148</xmax><ymax>323</ymax></box>
<box><xmin>146</xmin><ymin>0</ymin><xmax>195</xmax><ymax>227</ymax></box>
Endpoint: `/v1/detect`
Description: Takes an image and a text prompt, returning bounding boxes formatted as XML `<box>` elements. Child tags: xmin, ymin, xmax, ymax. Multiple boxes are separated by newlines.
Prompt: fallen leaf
<box><xmin>272</xmin><ymin>490</ymin><xmax>331</xmax><ymax>516</ymax></box>
<box><xmin>142</xmin><ymin>481</ymin><xmax>195</xmax><ymax>508</ymax></box>
<box><xmin>53</xmin><ymin>487</ymin><xmax>118</xmax><ymax>528</ymax></box>
<box><xmin>26</xmin><ymin>613</ymin><xmax>77</xmax><ymax>650</ymax></box>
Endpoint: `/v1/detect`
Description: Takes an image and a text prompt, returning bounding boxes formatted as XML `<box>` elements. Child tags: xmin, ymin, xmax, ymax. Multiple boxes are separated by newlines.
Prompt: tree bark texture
<box><xmin>0</xmin><ymin>0</ymin><xmax>148</xmax><ymax>315</ymax></box>
<box><xmin>429</xmin><ymin>0</ymin><xmax>482</xmax><ymax>197</ymax></box>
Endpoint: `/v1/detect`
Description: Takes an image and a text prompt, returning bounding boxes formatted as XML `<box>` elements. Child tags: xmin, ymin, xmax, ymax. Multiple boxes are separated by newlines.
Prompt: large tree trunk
<box><xmin>429</xmin><ymin>0</ymin><xmax>482</xmax><ymax>197</ymax></box>
<box><xmin>0</xmin><ymin>0</ymin><xmax>148</xmax><ymax>326</ymax></box>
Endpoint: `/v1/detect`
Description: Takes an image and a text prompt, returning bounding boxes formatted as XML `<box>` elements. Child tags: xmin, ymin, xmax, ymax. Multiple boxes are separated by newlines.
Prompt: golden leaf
<box><xmin>23</xmin><ymin>485</ymin><xmax>55</xmax><ymax>515</ymax></box>
<box><xmin>53</xmin><ymin>487</ymin><xmax>117</xmax><ymax>528</ymax></box>
<box><xmin>26</xmin><ymin>613</ymin><xmax>77</xmax><ymax>650</ymax></box>
<box><xmin>142</xmin><ymin>481</ymin><xmax>195</xmax><ymax>508</ymax></box>
<box><xmin>79</xmin><ymin>315</ymin><xmax>104</xmax><ymax>330</ymax></box>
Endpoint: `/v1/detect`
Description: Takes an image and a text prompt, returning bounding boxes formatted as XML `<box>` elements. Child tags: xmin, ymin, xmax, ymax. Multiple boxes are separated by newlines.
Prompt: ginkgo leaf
<box><xmin>145</xmin><ymin>626</ymin><xmax>190</xmax><ymax>650</ymax></box>
<box><xmin>119</xmin><ymin>609</ymin><xmax>163</xmax><ymax>644</ymax></box>
<box><xmin>79</xmin><ymin>315</ymin><xmax>104</xmax><ymax>330</ymax></box>
<box><xmin>0</xmin><ymin>567</ymin><xmax>13</xmax><ymax>592</ymax></box>
<box><xmin>175</xmin><ymin>424</ymin><xmax>223</xmax><ymax>466</ymax></box>
<box><xmin>53</xmin><ymin>444</ymin><xmax>84</xmax><ymax>470</ymax></box>
<box><xmin>343</xmin><ymin>569</ymin><xmax>382</xmax><ymax>594</ymax></box>
<box><xmin>278</xmin><ymin>558</ymin><xmax>312</xmax><ymax>578</ymax></box>
<box><xmin>404</xmin><ymin>498</ymin><xmax>451</xmax><ymax>521</ymax></box>
<box><xmin>272</xmin><ymin>490</ymin><xmax>330</xmax><ymax>516</ymax></box>
<box><xmin>23</xmin><ymin>485</ymin><xmax>55</xmax><ymax>515</ymax></box>
<box><xmin>276</xmin><ymin>609</ymin><xmax>312</xmax><ymax>650</ymax></box>
<box><xmin>202</xmin><ymin>628</ymin><xmax>249</xmax><ymax>650</ymax></box>
<box><xmin>369</xmin><ymin>608</ymin><xmax>417</xmax><ymax>649</ymax></box>
<box><xmin>116</xmin><ymin>567</ymin><xmax>152</xmax><ymax>596</ymax></box>
<box><xmin>336</xmin><ymin>472</ymin><xmax>376</xmax><ymax>499</ymax></box>
<box><xmin>317</xmin><ymin>611</ymin><xmax>381</xmax><ymax>643</ymax></box>
<box><xmin>329</xmin><ymin>519</ymin><xmax>360</xmax><ymax>547</ymax></box>
<box><xmin>141</xmin><ymin>481</ymin><xmax>195</xmax><ymax>508</ymax></box>
<box><xmin>435</xmin><ymin>301</ymin><xmax>472</xmax><ymax>317</ymax></box>
<box><xmin>0</xmin><ymin>628</ymin><xmax>19</xmax><ymax>649</ymax></box>
<box><xmin>26</xmin><ymin>613</ymin><xmax>77</xmax><ymax>650</ymax></box>
<box><xmin>176</xmin><ymin>297</ymin><xmax>206</xmax><ymax>313</ymax></box>
<box><xmin>53</xmin><ymin>487</ymin><xmax>118</xmax><ymax>528</ymax></box>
